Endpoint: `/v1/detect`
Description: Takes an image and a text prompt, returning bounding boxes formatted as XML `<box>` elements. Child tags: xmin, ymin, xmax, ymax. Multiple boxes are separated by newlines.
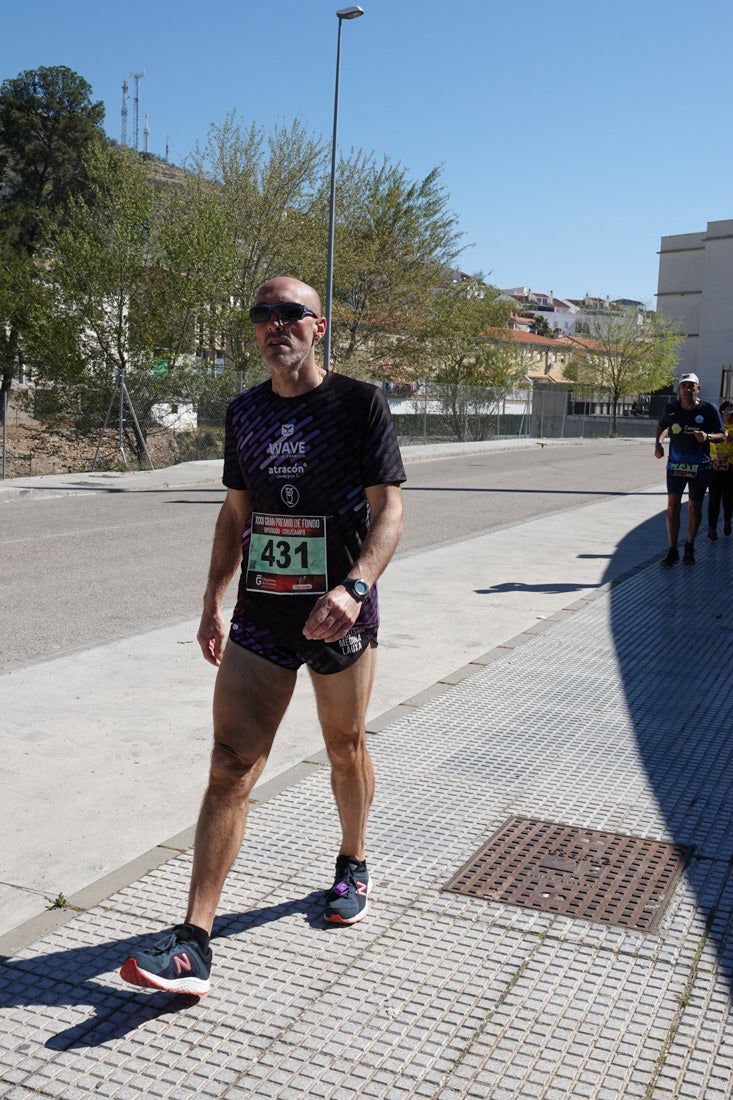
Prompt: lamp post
<box><xmin>324</xmin><ymin>5</ymin><xmax>364</xmax><ymax>373</ymax></box>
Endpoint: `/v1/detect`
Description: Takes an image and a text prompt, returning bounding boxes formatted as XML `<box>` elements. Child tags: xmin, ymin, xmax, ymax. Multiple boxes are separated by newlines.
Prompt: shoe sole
<box><xmin>119</xmin><ymin>957</ymin><xmax>210</xmax><ymax>996</ymax></box>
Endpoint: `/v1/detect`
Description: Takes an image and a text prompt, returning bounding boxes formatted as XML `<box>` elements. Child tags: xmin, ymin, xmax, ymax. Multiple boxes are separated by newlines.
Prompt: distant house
<box><xmin>489</xmin><ymin>327</ymin><xmax>576</xmax><ymax>383</ymax></box>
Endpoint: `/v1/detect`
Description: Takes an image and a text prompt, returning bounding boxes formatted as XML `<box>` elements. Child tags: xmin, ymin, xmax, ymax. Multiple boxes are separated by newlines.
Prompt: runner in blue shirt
<box><xmin>655</xmin><ymin>373</ymin><xmax>725</xmax><ymax>566</ymax></box>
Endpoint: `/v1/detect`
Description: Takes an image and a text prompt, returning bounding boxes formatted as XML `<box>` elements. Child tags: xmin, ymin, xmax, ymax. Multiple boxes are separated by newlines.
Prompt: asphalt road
<box><xmin>0</xmin><ymin>439</ymin><xmax>662</xmax><ymax>669</ymax></box>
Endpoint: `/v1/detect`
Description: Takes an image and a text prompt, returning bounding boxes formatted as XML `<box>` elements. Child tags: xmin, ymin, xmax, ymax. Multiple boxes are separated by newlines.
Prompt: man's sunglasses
<box><xmin>248</xmin><ymin>301</ymin><xmax>318</xmax><ymax>325</ymax></box>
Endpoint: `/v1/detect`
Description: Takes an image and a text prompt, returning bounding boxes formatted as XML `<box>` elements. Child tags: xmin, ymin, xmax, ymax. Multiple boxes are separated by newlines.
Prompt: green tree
<box><xmin>34</xmin><ymin>144</ymin><xmax>183</xmax><ymax>463</ymax></box>
<box><xmin>412</xmin><ymin>277</ymin><xmax>516</xmax><ymax>441</ymax></box>
<box><xmin>40</xmin><ymin>143</ymin><xmax>160</xmax><ymax>377</ymax></box>
<box><xmin>531</xmin><ymin>313</ymin><xmax>554</xmax><ymax>338</ymax></box>
<box><xmin>184</xmin><ymin>114</ymin><xmax>326</xmax><ymax>386</ymax></box>
<box><xmin>566</xmin><ymin>306</ymin><xmax>683</xmax><ymax>433</ymax></box>
<box><xmin>0</xmin><ymin>65</ymin><xmax>105</xmax><ymax>396</ymax></box>
<box><xmin>324</xmin><ymin>156</ymin><xmax>464</xmax><ymax>376</ymax></box>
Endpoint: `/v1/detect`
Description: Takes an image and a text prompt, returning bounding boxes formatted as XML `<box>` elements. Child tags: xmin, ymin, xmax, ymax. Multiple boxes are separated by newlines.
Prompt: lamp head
<box><xmin>336</xmin><ymin>6</ymin><xmax>364</xmax><ymax>18</ymax></box>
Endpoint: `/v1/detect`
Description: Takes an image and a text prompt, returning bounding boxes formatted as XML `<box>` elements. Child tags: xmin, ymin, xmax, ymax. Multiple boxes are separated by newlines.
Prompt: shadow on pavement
<box><xmin>0</xmin><ymin>892</ymin><xmax>324</xmax><ymax>1049</ymax></box>
<box><xmin>606</xmin><ymin>511</ymin><xmax>733</xmax><ymax>994</ymax></box>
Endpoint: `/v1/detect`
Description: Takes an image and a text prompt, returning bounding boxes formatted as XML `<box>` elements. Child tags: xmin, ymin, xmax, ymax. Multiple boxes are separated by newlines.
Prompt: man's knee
<box><xmin>324</xmin><ymin>728</ymin><xmax>368</xmax><ymax>773</ymax></box>
<box><xmin>208</xmin><ymin>739</ymin><xmax>265</xmax><ymax>790</ymax></box>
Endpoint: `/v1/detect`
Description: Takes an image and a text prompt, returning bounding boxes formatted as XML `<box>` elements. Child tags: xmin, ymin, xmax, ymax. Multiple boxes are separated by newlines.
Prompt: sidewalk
<box><xmin>2</xmin><ymin>455</ymin><xmax>732</xmax><ymax>1097</ymax></box>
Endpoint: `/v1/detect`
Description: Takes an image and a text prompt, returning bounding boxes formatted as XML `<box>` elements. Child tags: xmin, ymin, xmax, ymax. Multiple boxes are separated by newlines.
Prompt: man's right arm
<box><xmin>197</xmin><ymin>488</ymin><xmax>250</xmax><ymax>666</ymax></box>
<box><xmin>655</xmin><ymin>412</ymin><xmax>669</xmax><ymax>458</ymax></box>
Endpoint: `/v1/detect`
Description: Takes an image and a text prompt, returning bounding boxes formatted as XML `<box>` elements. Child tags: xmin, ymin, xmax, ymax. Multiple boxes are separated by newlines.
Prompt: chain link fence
<box><xmin>1</xmin><ymin>377</ymin><xmax>659</xmax><ymax>479</ymax></box>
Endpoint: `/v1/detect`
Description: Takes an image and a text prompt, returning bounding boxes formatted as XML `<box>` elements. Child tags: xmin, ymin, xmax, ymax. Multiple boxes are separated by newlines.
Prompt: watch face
<box><xmin>353</xmin><ymin>579</ymin><xmax>369</xmax><ymax>599</ymax></box>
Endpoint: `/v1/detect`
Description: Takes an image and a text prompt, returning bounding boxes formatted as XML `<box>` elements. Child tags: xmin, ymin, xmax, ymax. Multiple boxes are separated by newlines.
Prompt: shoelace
<box><xmin>330</xmin><ymin>862</ymin><xmax>358</xmax><ymax>899</ymax></box>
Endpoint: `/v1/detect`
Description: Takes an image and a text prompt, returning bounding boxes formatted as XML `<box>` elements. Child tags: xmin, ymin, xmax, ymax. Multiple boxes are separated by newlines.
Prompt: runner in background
<box><xmin>655</xmin><ymin>373</ymin><xmax>725</xmax><ymax>567</ymax></box>
<box><xmin>706</xmin><ymin>400</ymin><xmax>733</xmax><ymax>541</ymax></box>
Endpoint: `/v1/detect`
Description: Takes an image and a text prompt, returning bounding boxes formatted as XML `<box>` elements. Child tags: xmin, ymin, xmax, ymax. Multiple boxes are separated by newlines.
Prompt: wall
<box><xmin>657</xmin><ymin>220</ymin><xmax>733</xmax><ymax>400</ymax></box>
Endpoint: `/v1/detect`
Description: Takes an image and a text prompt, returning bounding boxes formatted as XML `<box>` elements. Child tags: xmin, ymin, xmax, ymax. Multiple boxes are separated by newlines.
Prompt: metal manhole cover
<box><xmin>443</xmin><ymin>816</ymin><xmax>690</xmax><ymax>931</ymax></box>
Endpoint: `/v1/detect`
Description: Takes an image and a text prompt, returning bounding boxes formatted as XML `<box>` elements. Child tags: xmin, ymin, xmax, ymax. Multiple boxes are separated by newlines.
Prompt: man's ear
<box><xmin>314</xmin><ymin>316</ymin><xmax>327</xmax><ymax>343</ymax></box>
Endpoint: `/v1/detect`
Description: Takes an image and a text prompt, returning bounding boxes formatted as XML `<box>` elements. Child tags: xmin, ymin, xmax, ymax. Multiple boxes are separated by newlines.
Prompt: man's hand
<box><xmin>302</xmin><ymin>586</ymin><xmax>360</xmax><ymax>643</ymax></box>
<box><xmin>654</xmin><ymin>441</ymin><xmax>664</xmax><ymax>459</ymax></box>
<box><xmin>197</xmin><ymin>606</ymin><xmax>228</xmax><ymax>666</ymax></box>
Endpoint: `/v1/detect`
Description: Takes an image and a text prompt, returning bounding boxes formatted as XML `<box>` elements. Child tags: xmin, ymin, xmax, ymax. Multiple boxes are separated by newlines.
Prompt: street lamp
<box><xmin>324</xmin><ymin>5</ymin><xmax>364</xmax><ymax>372</ymax></box>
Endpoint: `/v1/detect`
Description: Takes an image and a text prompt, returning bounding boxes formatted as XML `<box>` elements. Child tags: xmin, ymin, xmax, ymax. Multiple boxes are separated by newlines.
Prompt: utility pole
<box><xmin>120</xmin><ymin>80</ymin><xmax>129</xmax><ymax>146</ymax></box>
<box><xmin>130</xmin><ymin>70</ymin><xmax>145</xmax><ymax>151</ymax></box>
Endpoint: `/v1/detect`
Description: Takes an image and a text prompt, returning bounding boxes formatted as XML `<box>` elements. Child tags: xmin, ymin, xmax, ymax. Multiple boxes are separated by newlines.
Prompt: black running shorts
<box><xmin>666</xmin><ymin>468</ymin><xmax>710</xmax><ymax>502</ymax></box>
<box><xmin>229</xmin><ymin>614</ymin><xmax>377</xmax><ymax>675</ymax></box>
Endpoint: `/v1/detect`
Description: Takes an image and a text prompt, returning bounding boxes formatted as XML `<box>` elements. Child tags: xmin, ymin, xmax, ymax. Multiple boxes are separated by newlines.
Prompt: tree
<box><xmin>323</xmin><ymin>155</ymin><xmax>464</xmax><ymax>376</ymax></box>
<box><xmin>531</xmin><ymin>313</ymin><xmax>554</xmax><ymax>338</ymax></box>
<box><xmin>184</xmin><ymin>114</ymin><xmax>326</xmax><ymax>387</ymax></box>
<box><xmin>32</xmin><ymin>144</ymin><xmax>190</xmax><ymax>463</ymax></box>
<box><xmin>0</xmin><ymin>65</ymin><xmax>105</xmax><ymax>396</ymax></box>
<box><xmin>566</xmin><ymin>306</ymin><xmax>683</xmax><ymax>433</ymax></box>
<box><xmin>410</xmin><ymin>277</ymin><xmax>517</xmax><ymax>440</ymax></box>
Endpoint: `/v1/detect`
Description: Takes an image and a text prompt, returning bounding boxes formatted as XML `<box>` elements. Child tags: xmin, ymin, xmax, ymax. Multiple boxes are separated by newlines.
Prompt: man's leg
<box><xmin>120</xmin><ymin>642</ymin><xmax>297</xmax><ymax>994</ymax></box>
<box><xmin>684</xmin><ymin>472</ymin><xmax>710</xmax><ymax>561</ymax></box>
<box><xmin>723</xmin><ymin>472</ymin><xmax>733</xmax><ymax>534</ymax></box>
<box><xmin>687</xmin><ymin>499</ymin><xmax>703</xmax><ymax>545</ymax></box>
<box><xmin>708</xmin><ymin>472</ymin><xmax>723</xmax><ymax>535</ymax></box>
<box><xmin>309</xmin><ymin>644</ymin><xmax>377</xmax><ymax>861</ymax></box>
<box><xmin>666</xmin><ymin>493</ymin><xmax>681</xmax><ymax>547</ymax></box>
<box><xmin>309</xmin><ymin>645</ymin><xmax>377</xmax><ymax>923</ymax></box>
<box><xmin>186</xmin><ymin>641</ymin><xmax>298</xmax><ymax>933</ymax></box>
<box><xmin>661</xmin><ymin>492</ymin><xmax>683</xmax><ymax>566</ymax></box>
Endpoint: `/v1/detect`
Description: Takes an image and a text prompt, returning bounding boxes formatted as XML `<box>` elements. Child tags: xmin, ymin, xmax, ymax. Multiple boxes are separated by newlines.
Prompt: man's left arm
<box><xmin>302</xmin><ymin>483</ymin><xmax>403</xmax><ymax>642</ymax></box>
<box><xmin>693</xmin><ymin>405</ymin><xmax>726</xmax><ymax>445</ymax></box>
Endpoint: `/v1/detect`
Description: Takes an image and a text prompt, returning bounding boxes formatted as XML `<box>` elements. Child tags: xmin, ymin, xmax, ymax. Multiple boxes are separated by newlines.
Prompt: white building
<box><xmin>657</xmin><ymin>219</ymin><xmax>733</xmax><ymax>400</ymax></box>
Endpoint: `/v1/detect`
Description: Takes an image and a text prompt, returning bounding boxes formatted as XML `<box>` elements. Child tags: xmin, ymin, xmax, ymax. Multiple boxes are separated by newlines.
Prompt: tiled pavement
<box><xmin>2</xmin><ymin>537</ymin><xmax>732</xmax><ymax>1098</ymax></box>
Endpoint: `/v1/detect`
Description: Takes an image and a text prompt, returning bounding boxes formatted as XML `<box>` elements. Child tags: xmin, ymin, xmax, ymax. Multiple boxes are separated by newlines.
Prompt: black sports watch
<box><xmin>342</xmin><ymin>577</ymin><xmax>370</xmax><ymax>603</ymax></box>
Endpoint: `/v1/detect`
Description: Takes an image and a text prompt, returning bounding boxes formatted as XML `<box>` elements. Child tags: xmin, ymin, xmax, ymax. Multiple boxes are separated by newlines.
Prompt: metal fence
<box><xmin>1</xmin><ymin>378</ymin><xmax>660</xmax><ymax>479</ymax></box>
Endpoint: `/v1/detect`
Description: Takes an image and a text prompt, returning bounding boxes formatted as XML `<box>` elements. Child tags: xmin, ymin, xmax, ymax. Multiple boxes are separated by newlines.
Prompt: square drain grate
<box><xmin>443</xmin><ymin>816</ymin><xmax>690</xmax><ymax>931</ymax></box>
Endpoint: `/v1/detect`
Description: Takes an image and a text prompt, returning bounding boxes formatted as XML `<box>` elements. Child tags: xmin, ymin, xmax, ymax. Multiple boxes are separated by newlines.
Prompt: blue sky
<box><xmin>2</xmin><ymin>0</ymin><xmax>731</xmax><ymax>305</ymax></box>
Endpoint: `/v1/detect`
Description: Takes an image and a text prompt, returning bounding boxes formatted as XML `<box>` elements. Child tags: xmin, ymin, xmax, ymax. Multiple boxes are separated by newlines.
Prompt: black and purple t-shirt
<box><xmin>223</xmin><ymin>371</ymin><xmax>406</xmax><ymax>635</ymax></box>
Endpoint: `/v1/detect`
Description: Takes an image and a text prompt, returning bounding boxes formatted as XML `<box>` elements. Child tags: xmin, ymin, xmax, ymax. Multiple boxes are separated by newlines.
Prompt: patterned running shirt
<box><xmin>223</xmin><ymin>371</ymin><xmax>406</xmax><ymax>634</ymax></box>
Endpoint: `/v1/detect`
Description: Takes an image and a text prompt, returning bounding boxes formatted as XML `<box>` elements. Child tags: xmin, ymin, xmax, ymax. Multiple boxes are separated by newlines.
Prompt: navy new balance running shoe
<box><xmin>120</xmin><ymin>924</ymin><xmax>212</xmax><ymax>995</ymax></box>
<box><xmin>323</xmin><ymin>855</ymin><xmax>371</xmax><ymax>924</ymax></box>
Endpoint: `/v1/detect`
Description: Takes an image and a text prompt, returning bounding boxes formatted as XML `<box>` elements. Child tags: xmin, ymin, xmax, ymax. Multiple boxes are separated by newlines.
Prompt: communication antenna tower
<box><xmin>130</xmin><ymin>69</ymin><xmax>145</xmax><ymax>150</ymax></box>
<box><xmin>144</xmin><ymin>113</ymin><xmax>150</xmax><ymax>154</ymax></box>
<box><xmin>120</xmin><ymin>80</ymin><xmax>129</xmax><ymax>146</ymax></box>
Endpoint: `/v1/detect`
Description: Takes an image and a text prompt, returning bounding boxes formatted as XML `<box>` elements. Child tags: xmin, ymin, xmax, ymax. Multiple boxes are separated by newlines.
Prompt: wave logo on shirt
<box><xmin>267</xmin><ymin>424</ymin><xmax>308</xmax><ymax>478</ymax></box>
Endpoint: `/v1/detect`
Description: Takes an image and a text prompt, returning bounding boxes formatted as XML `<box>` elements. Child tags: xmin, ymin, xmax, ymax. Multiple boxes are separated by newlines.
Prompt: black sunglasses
<box><xmin>248</xmin><ymin>301</ymin><xmax>318</xmax><ymax>325</ymax></box>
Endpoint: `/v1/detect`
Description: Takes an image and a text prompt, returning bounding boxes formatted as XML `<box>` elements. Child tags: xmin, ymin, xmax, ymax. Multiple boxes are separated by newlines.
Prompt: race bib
<box><xmin>246</xmin><ymin>514</ymin><xmax>327</xmax><ymax>594</ymax></box>
<box><xmin>669</xmin><ymin>461</ymin><xmax>697</xmax><ymax>479</ymax></box>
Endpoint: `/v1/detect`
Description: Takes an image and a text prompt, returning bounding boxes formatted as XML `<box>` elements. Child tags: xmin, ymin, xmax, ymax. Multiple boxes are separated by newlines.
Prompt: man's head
<box><xmin>677</xmin><ymin>372</ymin><xmax>700</xmax><ymax>408</ymax></box>
<box><xmin>249</xmin><ymin>277</ymin><xmax>327</xmax><ymax>381</ymax></box>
